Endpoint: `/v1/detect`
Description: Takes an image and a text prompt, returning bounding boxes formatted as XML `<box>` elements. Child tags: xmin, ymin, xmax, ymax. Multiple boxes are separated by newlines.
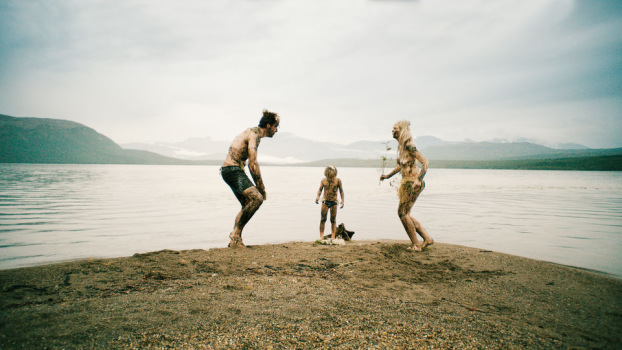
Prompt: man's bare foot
<box><xmin>228</xmin><ymin>232</ymin><xmax>236</xmax><ymax>247</ymax></box>
<box><xmin>420</xmin><ymin>239</ymin><xmax>434</xmax><ymax>249</ymax></box>
<box><xmin>406</xmin><ymin>244</ymin><xmax>422</xmax><ymax>252</ymax></box>
<box><xmin>228</xmin><ymin>232</ymin><xmax>245</xmax><ymax>248</ymax></box>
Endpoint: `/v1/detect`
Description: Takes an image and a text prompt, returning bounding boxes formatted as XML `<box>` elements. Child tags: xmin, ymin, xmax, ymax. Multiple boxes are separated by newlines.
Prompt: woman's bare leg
<box><xmin>398</xmin><ymin>199</ymin><xmax>420</xmax><ymax>251</ymax></box>
<box><xmin>411</xmin><ymin>216</ymin><xmax>434</xmax><ymax>248</ymax></box>
<box><xmin>409</xmin><ymin>185</ymin><xmax>434</xmax><ymax>249</ymax></box>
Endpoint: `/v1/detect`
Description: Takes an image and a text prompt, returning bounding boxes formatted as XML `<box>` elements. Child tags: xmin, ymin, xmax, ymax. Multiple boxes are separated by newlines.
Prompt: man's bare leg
<box><xmin>229</xmin><ymin>187</ymin><xmax>263</xmax><ymax>248</ymax></box>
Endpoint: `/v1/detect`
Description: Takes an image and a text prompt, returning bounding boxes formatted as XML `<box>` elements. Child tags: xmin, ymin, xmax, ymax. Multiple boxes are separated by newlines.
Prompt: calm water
<box><xmin>1</xmin><ymin>164</ymin><xmax>621</xmax><ymax>277</ymax></box>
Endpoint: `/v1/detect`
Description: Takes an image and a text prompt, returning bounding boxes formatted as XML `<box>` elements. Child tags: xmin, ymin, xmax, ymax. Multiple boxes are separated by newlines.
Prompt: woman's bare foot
<box><xmin>420</xmin><ymin>239</ymin><xmax>434</xmax><ymax>249</ymax></box>
<box><xmin>228</xmin><ymin>239</ymin><xmax>246</xmax><ymax>248</ymax></box>
<box><xmin>406</xmin><ymin>244</ymin><xmax>422</xmax><ymax>252</ymax></box>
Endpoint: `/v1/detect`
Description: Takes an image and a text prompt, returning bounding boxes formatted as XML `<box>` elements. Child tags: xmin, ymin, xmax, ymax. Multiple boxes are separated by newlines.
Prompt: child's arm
<box><xmin>315</xmin><ymin>180</ymin><xmax>325</xmax><ymax>204</ymax></box>
<box><xmin>338</xmin><ymin>178</ymin><xmax>345</xmax><ymax>208</ymax></box>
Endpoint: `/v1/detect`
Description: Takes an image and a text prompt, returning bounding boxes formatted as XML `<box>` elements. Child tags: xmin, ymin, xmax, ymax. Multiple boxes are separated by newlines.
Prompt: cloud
<box><xmin>0</xmin><ymin>0</ymin><xmax>620</xmax><ymax>148</ymax></box>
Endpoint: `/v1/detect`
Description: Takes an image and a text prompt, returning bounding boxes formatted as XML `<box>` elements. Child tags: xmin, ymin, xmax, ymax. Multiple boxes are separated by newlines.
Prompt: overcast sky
<box><xmin>1</xmin><ymin>0</ymin><xmax>621</xmax><ymax>148</ymax></box>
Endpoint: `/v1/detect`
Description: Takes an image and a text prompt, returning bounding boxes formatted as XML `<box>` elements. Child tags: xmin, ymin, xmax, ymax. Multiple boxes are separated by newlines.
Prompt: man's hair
<box><xmin>395</xmin><ymin>120</ymin><xmax>414</xmax><ymax>154</ymax></box>
<box><xmin>259</xmin><ymin>109</ymin><xmax>280</xmax><ymax>128</ymax></box>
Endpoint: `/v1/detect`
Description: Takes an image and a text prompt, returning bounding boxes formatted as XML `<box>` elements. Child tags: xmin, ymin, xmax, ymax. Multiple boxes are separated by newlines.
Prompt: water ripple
<box><xmin>1</xmin><ymin>164</ymin><xmax>621</xmax><ymax>277</ymax></box>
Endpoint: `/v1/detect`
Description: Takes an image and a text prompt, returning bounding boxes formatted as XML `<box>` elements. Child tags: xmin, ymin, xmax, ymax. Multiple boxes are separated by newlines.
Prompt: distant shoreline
<box><xmin>2</xmin><ymin>154</ymin><xmax>622</xmax><ymax>171</ymax></box>
<box><xmin>286</xmin><ymin>154</ymin><xmax>622</xmax><ymax>171</ymax></box>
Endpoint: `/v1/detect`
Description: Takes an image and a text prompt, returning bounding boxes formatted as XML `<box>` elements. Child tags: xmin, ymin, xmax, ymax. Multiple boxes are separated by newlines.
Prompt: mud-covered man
<box><xmin>221</xmin><ymin>110</ymin><xmax>280</xmax><ymax>248</ymax></box>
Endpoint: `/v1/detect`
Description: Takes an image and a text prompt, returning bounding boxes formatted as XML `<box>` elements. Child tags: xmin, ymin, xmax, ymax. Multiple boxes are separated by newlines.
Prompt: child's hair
<box><xmin>324</xmin><ymin>165</ymin><xmax>337</xmax><ymax>178</ymax></box>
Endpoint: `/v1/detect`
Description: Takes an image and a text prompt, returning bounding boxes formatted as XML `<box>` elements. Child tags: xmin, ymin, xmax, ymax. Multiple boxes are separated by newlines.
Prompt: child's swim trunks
<box><xmin>323</xmin><ymin>200</ymin><xmax>338</xmax><ymax>208</ymax></box>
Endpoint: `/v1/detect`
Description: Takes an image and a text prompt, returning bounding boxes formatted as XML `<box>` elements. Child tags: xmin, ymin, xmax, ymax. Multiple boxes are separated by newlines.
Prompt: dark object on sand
<box><xmin>336</xmin><ymin>224</ymin><xmax>355</xmax><ymax>241</ymax></box>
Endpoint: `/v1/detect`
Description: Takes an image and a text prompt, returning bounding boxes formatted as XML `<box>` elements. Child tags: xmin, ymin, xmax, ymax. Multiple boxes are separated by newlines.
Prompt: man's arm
<box><xmin>247</xmin><ymin>134</ymin><xmax>266</xmax><ymax>199</ymax></box>
<box><xmin>414</xmin><ymin>150</ymin><xmax>428</xmax><ymax>182</ymax></box>
<box><xmin>380</xmin><ymin>165</ymin><xmax>401</xmax><ymax>181</ymax></box>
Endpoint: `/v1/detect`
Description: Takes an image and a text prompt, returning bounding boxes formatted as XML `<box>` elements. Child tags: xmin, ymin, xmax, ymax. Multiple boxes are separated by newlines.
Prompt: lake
<box><xmin>1</xmin><ymin>164</ymin><xmax>621</xmax><ymax>277</ymax></box>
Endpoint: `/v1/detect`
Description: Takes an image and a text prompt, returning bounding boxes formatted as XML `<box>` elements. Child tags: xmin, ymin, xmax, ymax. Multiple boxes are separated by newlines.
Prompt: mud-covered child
<box><xmin>315</xmin><ymin>166</ymin><xmax>345</xmax><ymax>240</ymax></box>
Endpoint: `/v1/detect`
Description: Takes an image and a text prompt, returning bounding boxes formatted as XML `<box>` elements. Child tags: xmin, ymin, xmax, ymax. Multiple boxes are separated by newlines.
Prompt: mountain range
<box><xmin>2</xmin><ymin>114</ymin><xmax>621</xmax><ymax>170</ymax></box>
<box><xmin>123</xmin><ymin>132</ymin><xmax>621</xmax><ymax>163</ymax></box>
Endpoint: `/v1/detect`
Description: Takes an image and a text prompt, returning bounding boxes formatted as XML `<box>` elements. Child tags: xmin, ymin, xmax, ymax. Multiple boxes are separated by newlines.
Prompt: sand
<box><xmin>1</xmin><ymin>240</ymin><xmax>621</xmax><ymax>349</ymax></box>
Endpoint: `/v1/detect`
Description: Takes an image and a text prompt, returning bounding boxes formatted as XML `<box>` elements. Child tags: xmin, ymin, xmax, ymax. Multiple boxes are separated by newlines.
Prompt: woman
<box><xmin>380</xmin><ymin>120</ymin><xmax>434</xmax><ymax>251</ymax></box>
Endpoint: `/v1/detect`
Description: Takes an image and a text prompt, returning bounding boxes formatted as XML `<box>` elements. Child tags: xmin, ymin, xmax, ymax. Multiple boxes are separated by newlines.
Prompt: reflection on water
<box><xmin>1</xmin><ymin>164</ymin><xmax>621</xmax><ymax>277</ymax></box>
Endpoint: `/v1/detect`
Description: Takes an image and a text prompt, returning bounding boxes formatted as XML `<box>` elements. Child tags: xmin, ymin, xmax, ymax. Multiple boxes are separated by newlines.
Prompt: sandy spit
<box><xmin>1</xmin><ymin>241</ymin><xmax>621</xmax><ymax>349</ymax></box>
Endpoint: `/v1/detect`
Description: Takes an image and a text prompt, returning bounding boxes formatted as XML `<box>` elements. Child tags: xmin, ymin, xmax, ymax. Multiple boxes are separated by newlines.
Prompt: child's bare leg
<box><xmin>319</xmin><ymin>204</ymin><xmax>328</xmax><ymax>239</ymax></box>
<box><xmin>330</xmin><ymin>206</ymin><xmax>337</xmax><ymax>240</ymax></box>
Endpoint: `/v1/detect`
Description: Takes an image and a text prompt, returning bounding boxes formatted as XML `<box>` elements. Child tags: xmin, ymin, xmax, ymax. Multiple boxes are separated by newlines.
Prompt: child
<box><xmin>315</xmin><ymin>166</ymin><xmax>345</xmax><ymax>240</ymax></box>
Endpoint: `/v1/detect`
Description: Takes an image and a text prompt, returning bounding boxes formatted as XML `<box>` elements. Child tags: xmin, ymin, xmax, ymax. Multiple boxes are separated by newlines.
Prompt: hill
<box><xmin>124</xmin><ymin>133</ymin><xmax>622</xmax><ymax>164</ymax></box>
<box><xmin>2</xmin><ymin>114</ymin><xmax>620</xmax><ymax>170</ymax></box>
<box><xmin>290</xmin><ymin>155</ymin><xmax>622</xmax><ymax>171</ymax></box>
<box><xmin>0</xmin><ymin>114</ymin><xmax>211</xmax><ymax>165</ymax></box>
<box><xmin>422</xmin><ymin>142</ymin><xmax>622</xmax><ymax>161</ymax></box>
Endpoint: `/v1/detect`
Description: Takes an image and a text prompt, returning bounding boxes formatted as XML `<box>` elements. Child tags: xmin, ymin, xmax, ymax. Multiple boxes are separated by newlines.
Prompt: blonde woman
<box><xmin>315</xmin><ymin>166</ymin><xmax>345</xmax><ymax>240</ymax></box>
<box><xmin>380</xmin><ymin>120</ymin><xmax>434</xmax><ymax>251</ymax></box>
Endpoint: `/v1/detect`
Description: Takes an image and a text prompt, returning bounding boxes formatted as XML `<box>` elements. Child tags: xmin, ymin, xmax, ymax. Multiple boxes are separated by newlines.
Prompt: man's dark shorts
<box><xmin>221</xmin><ymin>166</ymin><xmax>254</xmax><ymax>204</ymax></box>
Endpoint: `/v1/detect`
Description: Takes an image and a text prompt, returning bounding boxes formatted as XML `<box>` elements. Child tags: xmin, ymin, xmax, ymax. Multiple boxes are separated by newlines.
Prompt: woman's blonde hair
<box><xmin>324</xmin><ymin>165</ymin><xmax>337</xmax><ymax>178</ymax></box>
<box><xmin>394</xmin><ymin>120</ymin><xmax>414</xmax><ymax>154</ymax></box>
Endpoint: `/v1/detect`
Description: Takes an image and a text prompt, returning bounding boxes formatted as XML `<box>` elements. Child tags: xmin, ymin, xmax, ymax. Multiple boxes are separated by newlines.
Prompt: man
<box><xmin>221</xmin><ymin>109</ymin><xmax>280</xmax><ymax>248</ymax></box>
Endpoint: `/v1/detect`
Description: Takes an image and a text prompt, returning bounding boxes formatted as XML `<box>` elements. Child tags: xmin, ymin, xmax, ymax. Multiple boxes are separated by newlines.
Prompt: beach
<box><xmin>1</xmin><ymin>241</ymin><xmax>621</xmax><ymax>349</ymax></box>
